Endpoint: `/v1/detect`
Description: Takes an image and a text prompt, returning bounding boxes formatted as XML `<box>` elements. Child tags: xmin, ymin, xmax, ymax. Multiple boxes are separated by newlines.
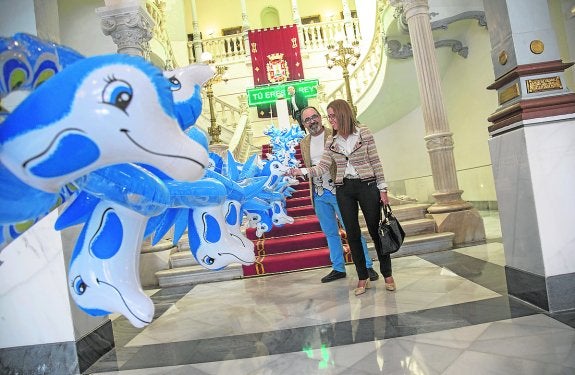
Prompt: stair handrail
<box><xmin>199</xmin><ymin>90</ymin><xmax>257</xmax><ymax>161</ymax></box>
<box><xmin>146</xmin><ymin>0</ymin><xmax>179</xmax><ymax>69</ymax></box>
<box><xmin>323</xmin><ymin>0</ymin><xmax>387</xmax><ymax>110</ymax></box>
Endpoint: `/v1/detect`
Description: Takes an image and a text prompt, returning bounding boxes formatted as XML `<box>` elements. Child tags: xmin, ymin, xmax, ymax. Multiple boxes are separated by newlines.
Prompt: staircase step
<box><xmin>251</xmin><ymin>231</ymin><xmax>327</xmax><ymax>255</ymax></box>
<box><xmin>242</xmin><ymin>247</ymin><xmax>332</xmax><ymax>277</ymax></box>
<box><xmin>358</xmin><ymin>218</ymin><xmax>436</xmax><ymax>240</ymax></box>
<box><xmin>246</xmin><ymin>215</ymin><xmax>320</xmax><ymax>239</ymax></box>
<box><xmin>402</xmin><ymin>218</ymin><xmax>436</xmax><ymax>236</ymax></box>
<box><xmin>155</xmin><ymin>264</ymin><xmax>243</xmax><ymax>287</ymax></box>
<box><xmin>290</xmin><ymin>180</ymin><xmax>309</xmax><ymax>191</ymax></box>
<box><xmin>287</xmin><ymin>205</ymin><xmax>316</xmax><ymax>217</ymax></box>
<box><xmin>358</xmin><ymin>203</ymin><xmax>432</xmax><ymax>228</ymax></box>
<box><xmin>398</xmin><ymin>232</ymin><xmax>454</xmax><ymax>255</ymax></box>
<box><xmin>289</xmin><ymin>189</ymin><xmax>310</xmax><ymax>199</ymax></box>
<box><xmin>392</xmin><ymin>203</ymin><xmax>432</xmax><ymax>222</ymax></box>
<box><xmin>170</xmin><ymin>250</ymin><xmax>198</xmax><ymax>268</ymax></box>
<box><xmin>285</xmin><ymin>196</ymin><xmax>312</xmax><ymax>208</ymax></box>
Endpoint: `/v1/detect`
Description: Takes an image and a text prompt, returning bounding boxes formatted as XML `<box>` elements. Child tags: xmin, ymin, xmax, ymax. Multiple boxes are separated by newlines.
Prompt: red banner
<box><xmin>248</xmin><ymin>25</ymin><xmax>304</xmax><ymax>117</ymax></box>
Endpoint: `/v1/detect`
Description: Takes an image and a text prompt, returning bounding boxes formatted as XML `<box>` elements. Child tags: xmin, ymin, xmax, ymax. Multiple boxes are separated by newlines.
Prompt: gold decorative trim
<box><xmin>526</xmin><ymin>76</ymin><xmax>563</xmax><ymax>93</ymax></box>
<box><xmin>499</xmin><ymin>83</ymin><xmax>520</xmax><ymax>105</ymax></box>
<box><xmin>530</xmin><ymin>40</ymin><xmax>544</xmax><ymax>54</ymax></box>
<box><xmin>498</xmin><ymin>51</ymin><xmax>508</xmax><ymax>65</ymax></box>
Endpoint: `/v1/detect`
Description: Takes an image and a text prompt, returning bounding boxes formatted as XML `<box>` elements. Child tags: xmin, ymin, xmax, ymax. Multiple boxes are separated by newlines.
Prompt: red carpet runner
<box><xmin>242</xmin><ymin>145</ymin><xmax>353</xmax><ymax>277</ymax></box>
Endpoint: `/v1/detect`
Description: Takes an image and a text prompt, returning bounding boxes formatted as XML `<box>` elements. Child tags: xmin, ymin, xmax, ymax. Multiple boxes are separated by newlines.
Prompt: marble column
<box><xmin>393</xmin><ymin>0</ymin><xmax>485</xmax><ymax>245</ymax></box>
<box><xmin>483</xmin><ymin>0</ymin><xmax>575</xmax><ymax>312</ymax></box>
<box><xmin>189</xmin><ymin>0</ymin><xmax>203</xmax><ymax>63</ymax></box>
<box><xmin>96</xmin><ymin>2</ymin><xmax>154</xmax><ymax>57</ymax></box>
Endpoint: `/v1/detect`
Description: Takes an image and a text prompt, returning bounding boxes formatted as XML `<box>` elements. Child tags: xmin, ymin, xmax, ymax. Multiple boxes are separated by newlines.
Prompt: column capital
<box><xmin>391</xmin><ymin>0</ymin><xmax>429</xmax><ymax>19</ymax></box>
<box><xmin>96</xmin><ymin>3</ymin><xmax>154</xmax><ymax>57</ymax></box>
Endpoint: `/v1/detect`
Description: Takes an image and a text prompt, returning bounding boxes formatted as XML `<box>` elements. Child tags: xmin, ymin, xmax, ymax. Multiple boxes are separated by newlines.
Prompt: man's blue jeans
<box><xmin>313</xmin><ymin>190</ymin><xmax>373</xmax><ymax>273</ymax></box>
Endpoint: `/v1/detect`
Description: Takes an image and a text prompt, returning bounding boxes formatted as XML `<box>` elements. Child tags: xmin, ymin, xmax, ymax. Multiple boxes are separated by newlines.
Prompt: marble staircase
<box><xmin>152</xmin><ymin>202</ymin><xmax>454</xmax><ymax>287</ymax></box>
<box><xmin>154</xmin><ymin>236</ymin><xmax>244</xmax><ymax>288</ymax></box>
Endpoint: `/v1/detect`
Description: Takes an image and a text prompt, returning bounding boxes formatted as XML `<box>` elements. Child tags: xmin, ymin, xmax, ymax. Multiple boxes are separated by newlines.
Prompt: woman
<box><xmin>288</xmin><ymin>99</ymin><xmax>395</xmax><ymax>295</ymax></box>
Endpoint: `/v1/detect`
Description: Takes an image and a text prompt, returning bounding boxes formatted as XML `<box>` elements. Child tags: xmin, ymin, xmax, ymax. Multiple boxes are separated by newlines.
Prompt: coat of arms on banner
<box><xmin>266</xmin><ymin>53</ymin><xmax>290</xmax><ymax>83</ymax></box>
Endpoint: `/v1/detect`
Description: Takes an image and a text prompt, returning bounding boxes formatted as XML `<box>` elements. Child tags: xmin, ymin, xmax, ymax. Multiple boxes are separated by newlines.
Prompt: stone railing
<box><xmin>323</xmin><ymin>3</ymin><xmax>385</xmax><ymax>108</ymax></box>
<box><xmin>300</xmin><ymin>19</ymin><xmax>362</xmax><ymax>51</ymax></box>
<box><xmin>189</xmin><ymin>19</ymin><xmax>362</xmax><ymax>64</ymax></box>
<box><xmin>199</xmin><ymin>34</ymin><xmax>247</xmax><ymax>63</ymax></box>
<box><xmin>198</xmin><ymin>92</ymin><xmax>257</xmax><ymax>160</ymax></box>
<box><xmin>146</xmin><ymin>0</ymin><xmax>178</xmax><ymax>69</ymax></box>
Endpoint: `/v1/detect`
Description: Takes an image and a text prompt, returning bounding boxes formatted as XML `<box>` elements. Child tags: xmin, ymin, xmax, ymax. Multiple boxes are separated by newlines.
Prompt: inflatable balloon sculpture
<box><xmin>0</xmin><ymin>33</ymin><xmax>219</xmax><ymax>327</ymax></box>
<box><xmin>52</xmin><ymin>61</ymin><xmax>219</xmax><ymax>327</ymax></box>
<box><xmin>241</xmin><ymin>124</ymin><xmax>306</xmax><ymax>234</ymax></box>
<box><xmin>0</xmin><ymin>33</ymin><xmax>85</xmax><ymax>245</ymax></box>
<box><xmin>0</xmin><ymin>33</ymin><xmax>303</xmax><ymax>328</ymax></box>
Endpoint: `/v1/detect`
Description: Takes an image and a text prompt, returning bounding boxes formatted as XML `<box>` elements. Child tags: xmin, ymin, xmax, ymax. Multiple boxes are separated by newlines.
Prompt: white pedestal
<box><xmin>276</xmin><ymin>98</ymin><xmax>291</xmax><ymax>129</ymax></box>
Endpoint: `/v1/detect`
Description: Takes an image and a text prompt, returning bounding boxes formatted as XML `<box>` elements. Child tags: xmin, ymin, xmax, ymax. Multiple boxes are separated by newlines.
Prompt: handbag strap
<box><xmin>380</xmin><ymin>203</ymin><xmax>394</xmax><ymax>221</ymax></box>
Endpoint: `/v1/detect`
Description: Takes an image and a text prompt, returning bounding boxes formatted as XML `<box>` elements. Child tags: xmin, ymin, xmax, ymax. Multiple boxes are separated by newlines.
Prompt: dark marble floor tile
<box><xmin>419</xmin><ymin>250</ymin><xmax>508</xmax><ymax>294</ymax></box>
<box><xmin>550</xmin><ymin>309</ymin><xmax>575</xmax><ymax>329</ymax></box>
<box><xmin>96</xmin><ymin>297</ymin><xmax>539</xmax><ymax>373</ymax></box>
<box><xmin>150</xmin><ymin>284</ymin><xmax>195</xmax><ymax>303</ymax></box>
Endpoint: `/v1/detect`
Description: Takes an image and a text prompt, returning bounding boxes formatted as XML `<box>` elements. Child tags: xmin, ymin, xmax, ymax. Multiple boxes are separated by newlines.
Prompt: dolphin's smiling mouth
<box><xmin>20</xmin><ymin>127</ymin><xmax>206</xmax><ymax>176</ymax></box>
<box><xmin>218</xmin><ymin>251</ymin><xmax>253</xmax><ymax>265</ymax></box>
<box><xmin>22</xmin><ymin>127</ymin><xmax>86</xmax><ymax>168</ymax></box>
<box><xmin>97</xmin><ymin>278</ymin><xmax>152</xmax><ymax>325</ymax></box>
<box><xmin>120</xmin><ymin>129</ymin><xmax>206</xmax><ymax>169</ymax></box>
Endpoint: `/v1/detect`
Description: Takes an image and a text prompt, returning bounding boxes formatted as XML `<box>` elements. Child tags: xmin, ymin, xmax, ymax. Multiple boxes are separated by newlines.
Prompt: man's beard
<box><xmin>309</xmin><ymin>122</ymin><xmax>323</xmax><ymax>135</ymax></box>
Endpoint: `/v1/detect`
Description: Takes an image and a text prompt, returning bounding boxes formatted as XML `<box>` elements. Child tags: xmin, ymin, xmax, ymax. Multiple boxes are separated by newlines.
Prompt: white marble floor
<box><xmin>85</xmin><ymin>213</ymin><xmax>575</xmax><ymax>374</ymax></box>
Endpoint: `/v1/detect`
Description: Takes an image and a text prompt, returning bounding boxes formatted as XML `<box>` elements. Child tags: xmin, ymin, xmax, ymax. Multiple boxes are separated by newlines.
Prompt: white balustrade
<box><xmin>145</xmin><ymin>0</ymin><xmax>384</xmax><ymax>161</ymax></box>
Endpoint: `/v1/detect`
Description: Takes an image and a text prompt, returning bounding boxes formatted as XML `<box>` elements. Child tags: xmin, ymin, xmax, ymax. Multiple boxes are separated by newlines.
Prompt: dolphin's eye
<box><xmin>102</xmin><ymin>77</ymin><xmax>133</xmax><ymax>112</ymax></box>
<box><xmin>168</xmin><ymin>76</ymin><xmax>181</xmax><ymax>91</ymax></box>
<box><xmin>72</xmin><ymin>276</ymin><xmax>87</xmax><ymax>295</ymax></box>
<box><xmin>202</xmin><ymin>255</ymin><xmax>215</xmax><ymax>265</ymax></box>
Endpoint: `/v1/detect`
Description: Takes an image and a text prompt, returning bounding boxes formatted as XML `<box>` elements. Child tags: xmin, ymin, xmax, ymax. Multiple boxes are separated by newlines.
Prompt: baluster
<box><xmin>235</xmin><ymin>36</ymin><xmax>242</xmax><ymax>57</ymax></box>
<box><xmin>317</xmin><ymin>24</ymin><xmax>326</xmax><ymax>47</ymax></box>
<box><xmin>226</xmin><ymin>40</ymin><xmax>233</xmax><ymax>60</ymax></box>
<box><xmin>316</xmin><ymin>25</ymin><xmax>324</xmax><ymax>48</ymax></box>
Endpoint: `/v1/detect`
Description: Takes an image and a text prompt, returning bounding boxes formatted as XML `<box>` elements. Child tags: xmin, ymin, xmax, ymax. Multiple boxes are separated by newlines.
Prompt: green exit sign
<box><xmin>246</xmin><ymin>79</ymin><xmax>319</xmax><ymax>107</ymax></box>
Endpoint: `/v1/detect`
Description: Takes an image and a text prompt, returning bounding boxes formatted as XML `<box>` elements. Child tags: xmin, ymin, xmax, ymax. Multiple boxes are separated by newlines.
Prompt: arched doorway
<box><xmin>260</xmin><ymin>7</ymin><xmax>280</xmax><ymax>28</ymax></box>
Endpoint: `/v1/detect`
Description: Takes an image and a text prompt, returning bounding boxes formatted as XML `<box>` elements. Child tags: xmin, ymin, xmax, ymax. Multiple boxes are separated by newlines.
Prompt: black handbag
<box><xmin>377</xmin><ymin>204</ymin><xmax>405</xmax><ymax>255</ymax></box>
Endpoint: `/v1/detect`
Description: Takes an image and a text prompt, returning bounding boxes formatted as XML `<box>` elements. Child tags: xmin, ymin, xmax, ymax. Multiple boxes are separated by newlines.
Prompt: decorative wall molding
<box><xmin>393</xmin><ymin>8</ymin><xmax>486</xmax><ymax>33</ymax></box>
<box><xmin>430</xmin><ymin>11</ymin><xmax>487</xmax><ymax>30</ymax></box>
<box><xmin>385</xmin><ymin>38</ymin><xmax>468</xmax><ymax>59</ymax></box>
<box><xmin>435</xmin><ymin>39</ymin><xmax>468</xmax><ymax>58</ymax></box>
<box><xmin>385</xmin><ymin>9</ymin><xmax>484</xmax><ymax>59</ymax></box>
<box><xmin>385</xmin><ymin>39</ymin><xmax>412</xmax><ymax>59</ymax></box>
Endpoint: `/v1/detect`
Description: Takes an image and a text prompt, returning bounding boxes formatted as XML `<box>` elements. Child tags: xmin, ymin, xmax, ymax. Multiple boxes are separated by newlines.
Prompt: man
<box><xmin>286</xmin><ymin>85</ymin><xmax>308</xmax><ymax>129</ymax></box>
<box><xmin>298</xmin><ymin>106</ymin><xmax>379</xmax><ymax>283</ymax></box>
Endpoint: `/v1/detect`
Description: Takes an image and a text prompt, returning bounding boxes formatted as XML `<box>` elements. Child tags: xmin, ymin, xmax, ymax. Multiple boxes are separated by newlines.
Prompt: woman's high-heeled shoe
<box><xmin>354</xmin><ymin>279</ymin><xmax>371</xmax><ymax>296</ymax></box>
<box><xmin>384</xmin><ymin>277</ymin><xmax>396</xmax><ymax>291</ymax></box>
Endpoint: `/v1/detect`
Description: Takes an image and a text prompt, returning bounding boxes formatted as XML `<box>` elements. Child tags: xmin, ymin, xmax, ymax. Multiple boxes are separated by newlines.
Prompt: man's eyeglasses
<box><xmin>303</xmin><ymin>114</ymin><xmax>320</xmax><ymax>124</ymax></box>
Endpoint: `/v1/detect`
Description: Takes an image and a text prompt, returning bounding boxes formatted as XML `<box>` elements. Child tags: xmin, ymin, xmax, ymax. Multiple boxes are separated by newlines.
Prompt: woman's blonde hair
<box><xmin>327</xmin><ymin>99</ymin><xmax>357</xmax><ymax>137</ymax></box>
